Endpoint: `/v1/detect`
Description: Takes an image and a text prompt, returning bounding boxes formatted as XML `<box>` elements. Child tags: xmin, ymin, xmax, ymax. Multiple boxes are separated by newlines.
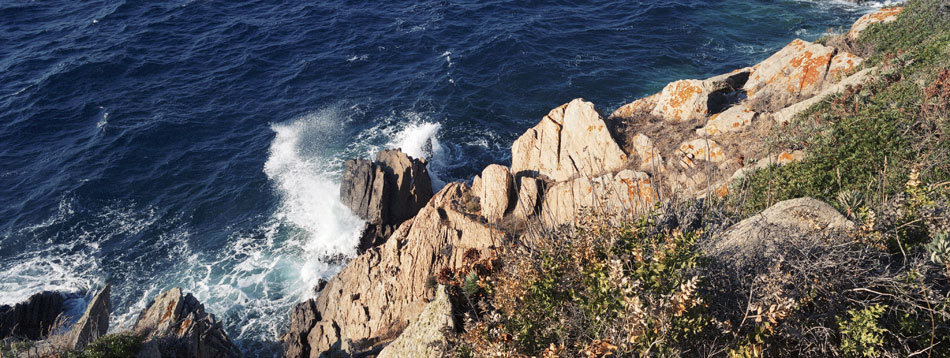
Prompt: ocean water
<box><xmin>0</xmin><ymin>0</ymin><xmax>894</xmax><ymax>355</ymax></box>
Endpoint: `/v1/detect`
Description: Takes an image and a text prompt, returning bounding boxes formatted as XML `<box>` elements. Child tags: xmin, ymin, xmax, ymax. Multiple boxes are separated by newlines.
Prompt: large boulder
<box><xmin>744</xmin><ymin>39</ymin><xmax>862</xmax><ymax>110</ymax></box>
<box><xmin>540</xmin><ymin>169</ymin><xmax>658</xmax><ymax>227</ymax></box>
<box><xmin>772</xmin><ymin>67</ymin><xmax>876</xmax><ymax>124</ymax></box>
<box><xmin>648</xmin><ymin>70</ymin><xmax>751</xmax><ymax>123</ymax></box>
<box><xmin>510</xmin><ymin>98</ymin><xmax>628</xmax><ymax>181</ymax></box>
<box><xmin>704</xmin><ymin>197</ymin><xmax>854</xmax><ymax>264</ymax></box>
<box><xmin>133</xmin><ymin>288</ymin><xmax>240</xmax><ymax>358</ymax></box>
<box><xmin>285</xmin><ymin>183</ymin><xmax>506</xmax><ymax>358</ymax></box>
<box><xmin>0</xmin><ymin>291</ymin><xmax>67</xmax><ymax>340</ymax></box>
<box><xmin>376</xmin><ymin>285</ymin><xmax>455</xmax><ymax>358</ymax></box>
<box><xmin>340</xmin><ymin>149</ymin><xmax>433</xmax><ymax>251</ymax></box>
<box><xmin>696</xmin><ymin>104</ymin><xmax>757</xmax><ymax>136</ymax></box>
<box><xmin>65</xmin><ymin>285</ymin><xmax>110</xmax><ymax>351</ymax></box>
<box><xmin>848</xmin><ymin>7</ymin><xmax>903</xmax><ymax>41</ymax></box>
<box><xmin>478</xmin><ymin>165</ymin><xmax>515</xmax><ymax>221</ymax></box>
<box><xmin>629</xmin><ymin>134</ymin><xmax>664</xmax><ymax>172</ymax></box>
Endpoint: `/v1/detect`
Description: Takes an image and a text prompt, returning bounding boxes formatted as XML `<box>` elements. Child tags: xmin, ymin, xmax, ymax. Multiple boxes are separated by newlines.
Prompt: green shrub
<box><xmin>61</xmin><ymin>334</ymin><xmax>143</xmax><ymax>358</ymax></box>
<box><xmin>838</xmin><ymin>305</ymin><xmax>887</xmax><ymax>357</ymax></box>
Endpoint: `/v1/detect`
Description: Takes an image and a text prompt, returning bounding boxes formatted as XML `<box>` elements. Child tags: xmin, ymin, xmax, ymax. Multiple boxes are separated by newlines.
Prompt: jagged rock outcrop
<box><xmin>285</xmin><ymin>182</ymin><xmax>506</xmax><ymax>358</ymax></box>
<box><xmin>65</xmin><ymin>285</ymin><xmax>110</xmax><ymax>351</ymax></box>
<box><xmin>0</xmin><ymin>291</ymin><xmax>67</xmax><ymax>340</ymax></box>
<box><xmin>772</xmin><ymin>67</ymin><xmax>877</xmax><ymax>124</ymax></box>
<box><xmin>744</xmin><ymin>39</ymin><xmax>862</xmax><ymax>110</ymax></box>
<box><xmin>629</xmin><ymin>133</ymin><xmax>664</xmax><ymax>172</ymax></box>
<box><xmin>696</xmin><ymin>104</ymin><xmax>757</xmax><ymax>136</ymax></box>
<box><xmin>376</xmin><ymin>285</ymin><xmax>454</xmax><ymax>358</ymax></box>
<box><xmin>340</xmin><ymin>149</ymin><xmax>433</xmax><ymax>251</ymax></box>
<box><xmin>511</xmin><ymin>98</ymin><xmax>628</xmax><ymax>181</ymax></box>
<box><xmin>133</xmin><ymin>288</ymin><xmax>240</xmax><ymax>358</ymax></box>
<box><xmin>848</xmin><ymin>7</ymin><xmax>903</xmax><ymax>41</ymax></box>
<box><xmin>704</xmin><ymin>197</ymin><xmax>855</xmax><ymax>263</ymax></box>
<box><xmin>478</xmin><ymin>165</ymin><xmax>515</xmax><ymax>221</ymax></box>
<box><xmin>513</xmin><ymin>177</ymin><xmax>541</xmax><ymax>221</ymax></box>
<box><xmin>650</xmin><ymin>69</ymin><xmax>750</xmax><ymax>123</ymax></box>
<box><xmin>284</xmin><ymin>9</ymin><xmax>897</xmax><ymax>358</ymax></box>
<box><xmin>540</xmin><ymin>169</ymin><xmax>657</xmax><ymax>227</ymax></box>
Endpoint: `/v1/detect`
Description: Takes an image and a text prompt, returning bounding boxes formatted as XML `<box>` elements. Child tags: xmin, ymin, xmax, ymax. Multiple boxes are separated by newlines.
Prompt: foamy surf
<box><xmin>264</xmin><ymin>107</ymin><xmax>366</xmax><ymax>285</ymax></box>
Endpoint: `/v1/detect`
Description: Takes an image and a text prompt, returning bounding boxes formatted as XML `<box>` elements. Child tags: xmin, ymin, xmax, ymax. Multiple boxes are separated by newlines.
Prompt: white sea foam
<box><xmin>263</xmin><ymin>106</ymin><xmax>364</xmax><ymax>287</ymax></box>
<box><xmin>387</xmin><ymin>120</ymin><xmax>447</xmax><ymax>189</ymax></box>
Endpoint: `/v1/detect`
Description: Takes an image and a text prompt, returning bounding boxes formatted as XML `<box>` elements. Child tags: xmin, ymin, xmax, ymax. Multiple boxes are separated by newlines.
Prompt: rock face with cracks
<box><xmin>285</xmin><ymin>183</ymin><xmax>505</xmax><ymax>357</ymax></box>
<box><xmin>0</xmin><ymin>291</ymin><xmax>66</xmax><ymax>340</ymax></box>
<box><xmin>376</xmin><ymin>285</ymin><xmax>455</xmax><ymax>358</ymax></box>
<box><xmin>133</xmin><ymin>288</ymin><xmax>240</xmax><ymax>358</ymax></box>
<box><xmin>65</xmin><ymin>285</ymin><xmax>110</xmax><ymax>351</ymax></box>
<box><xmin>340</xmin><ymin>149</ymin><xmax>433</xmax><ymax>252</ymax></box>
<box><xmin>511</xmin><ymin>98</ymin><xmax>628</xmax><ymax>181</ymax></box>
<box><xmin>284</xmin><ymin>9</ymin><xmax>899</xmax><ymax>358</ymax></box>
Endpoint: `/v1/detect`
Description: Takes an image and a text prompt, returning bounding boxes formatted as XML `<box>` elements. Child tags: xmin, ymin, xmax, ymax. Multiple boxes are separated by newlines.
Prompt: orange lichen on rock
<box><xmin>696</xmin><ymin>104</ymin><xmax>756</xmax><ymax>136</ymax></box>
<box><xmin>652</xmin><ymin>80</ymin><xmax>706</xmax><ymax>122</ymax></box>
<box><xmin>677</xmin><ymin>139</ymin><xmax>725</xmax><ymax>169</ymax></box>
<box><xmin>610</xmin><ymin>93</ymin><xmax>658</xmax><ymax>119</ymax></box>
<box><xmin>848</xmin><ymin>7</ymin><xmax>903</xmax><ymax>40</ymax></box>
<box><xmin>829</xmin><ymin>52</ymin><xmax>864</xmax><ymax>79</ymax></box>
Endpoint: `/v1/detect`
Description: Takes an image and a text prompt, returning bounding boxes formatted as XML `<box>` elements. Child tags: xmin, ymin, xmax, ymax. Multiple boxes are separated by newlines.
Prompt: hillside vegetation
<box><xmin>449</xmin><ymin>1</ymin><xmax>950</xmax><ymax>356</ymax></box>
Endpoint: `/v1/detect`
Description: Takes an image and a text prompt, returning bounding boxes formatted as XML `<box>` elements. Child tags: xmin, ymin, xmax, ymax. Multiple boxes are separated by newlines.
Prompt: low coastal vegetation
<box><xmin>445</xmin><ymin>0</ymin><xmax>950</xmax><ymax>356</ymax></box>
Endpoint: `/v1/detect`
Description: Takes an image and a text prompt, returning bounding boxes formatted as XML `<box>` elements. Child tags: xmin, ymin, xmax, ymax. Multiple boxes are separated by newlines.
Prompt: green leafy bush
<box><xmin>838</xmin><ymin>305</ymin><xmax>887</xmax><ymax>357</ymax></box>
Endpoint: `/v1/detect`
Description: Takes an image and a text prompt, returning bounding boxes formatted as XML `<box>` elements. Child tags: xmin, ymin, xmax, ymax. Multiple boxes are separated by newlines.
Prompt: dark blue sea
<box><xmin>0</xmin><ymin>0</ymin><xmax>894</xmax><ymax>355</ymax></box>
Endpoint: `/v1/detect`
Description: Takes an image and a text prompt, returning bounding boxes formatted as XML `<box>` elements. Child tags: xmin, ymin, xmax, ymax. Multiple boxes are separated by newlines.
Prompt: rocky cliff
<box><xmin>283</xmin><ymin>6</ymin><xmax>906</xmax><ymax>357</ymax></box>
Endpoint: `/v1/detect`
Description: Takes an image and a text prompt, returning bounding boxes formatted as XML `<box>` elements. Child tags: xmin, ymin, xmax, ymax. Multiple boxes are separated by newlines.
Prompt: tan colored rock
<box><xmin>630</xmin><ymin>133</ymin><xmax>664</xmax><ymax>172</ymax></box>
<box><xmin>651</xmin><ymin>80</ymin><xmax>708</xmax><ymax>122</ymax></box>
<box><xmin>848</xmin><ymin>7</ymin><xmax>903</xmax><ymax>41</ymax></box>
<box><xmin>510</xmin><ymin>99</ymin><xmax>628</xmax><ymax>181</ymax></box>
<box><xmin>648</xmin><ymin>69</ymin><xmax>752</xmax><ymax>123</ymax></box>
<box><xmin>286</xmin><ymin>183</ymin><xmax>506</xmax><ymax>357</ymax></box>
<box><xmin>341</xmin><ymin>149</ymin><xmax>433</xmax><ymax>251</ymax></box>
<box><xmin>377</xmin><ymin>285</ymin><xmax>454</xmax><ymax>358</ymax></box>
<box><xmin>773</xmin><ymin>67</ymin><xmax>876</xmax><ymax>124</ymax></box>
<box><xmin>540</xmin><ymin>170</ymin><xmax>657</xmax><ymax>227</ymax></box>
<box><xmin>704</xmin><ymin>197</ymin><xmax>854</xmax><ymax>263</ymax></box>
<box><xmin>65</xmin><ymin>285</ymin><xmax>110</xmax><ymax>351</ymax></box>
<box><xmin>609</xmin><ymin>94</ymin><xmax>658</xmax><ymax>119</ymax></box>
<box><xmin>675</xmin><ymin>139</ymin><xmax>726</xmax><ymax>169</ymax></box>
<box><xmin>757</xmin><ymin>150</ymin><xmax>805</xmax><ymax>169</ymax></box>
<box><xmin>729</xmin><ymin>150</ymin><xmax>806</xmax><ymax>182</ymax></box>
<box><xmin>696</xmin><ymin>104</ymin><xmax>757</xmax><ymax>136</ymax></box>
<box><xmin>513</xmin><ymin>177</ymin><xmax>540</xmax><ymax>220</ymax></box>
<box><xmin>479</xmin><ymin>164</ymin><xmax>514</xmax><ymax>221</ymax></box>
<box><xmin>134</xmin><ymin>288</ymin><xmax>240</xmax><ymax>358</ymax></box>
<box><xmin>744</xmin><ymin>39</ymin><xmax>862</xmax><ymax>109</ymax></box>
<box><xmin>828</xmin><ymin>51</ymin><xmax>863</xmax><ymax>79</ymax></box>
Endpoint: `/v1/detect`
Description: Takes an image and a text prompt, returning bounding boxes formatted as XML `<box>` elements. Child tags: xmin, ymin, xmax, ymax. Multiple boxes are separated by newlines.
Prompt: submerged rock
<box><xmin>133</xmin><ymin>288</ymin><xmax>240</xmax><ymax>358</ymax></box>
<box><xmin>340</xmin><ymin>149</ymin><xmax>433</xmax><ymax>252</ymax></box>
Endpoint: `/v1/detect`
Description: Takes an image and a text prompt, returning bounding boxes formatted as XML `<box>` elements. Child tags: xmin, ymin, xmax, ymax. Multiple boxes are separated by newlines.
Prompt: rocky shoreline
<box><xmin>0</xmin><ymin>6</ymin><xmax>906</xmax><ymax>358</ymax></box>
<box><xmin>283</xmin><ymin>6</ymin><xmax>904</xmax><ymax>358</ymax></box>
